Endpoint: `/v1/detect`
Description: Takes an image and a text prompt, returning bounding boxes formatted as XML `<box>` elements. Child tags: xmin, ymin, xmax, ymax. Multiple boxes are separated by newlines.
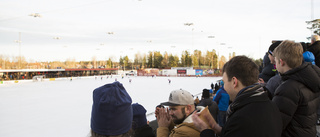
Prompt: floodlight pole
<box><xmin>15</xmin><ymin>32</ymin><xmax>22</xmax><ymax>69</ymax></box>
<box><xmin>19</xmin><ymin>32</ymin><xmax>21</xmax><ymax>69</ymax></box>
<box><xmin>184</xmin><ymin>23</ymin><xmax>195</xmax><ymax>67</ymax></box>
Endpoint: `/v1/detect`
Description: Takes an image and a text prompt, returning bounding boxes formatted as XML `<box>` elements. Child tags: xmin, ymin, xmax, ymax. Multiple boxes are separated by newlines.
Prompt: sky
<box><xmin>0</xmin><ymin>0</ymin><xmax>319</xmax><ymax>62</ymax></box>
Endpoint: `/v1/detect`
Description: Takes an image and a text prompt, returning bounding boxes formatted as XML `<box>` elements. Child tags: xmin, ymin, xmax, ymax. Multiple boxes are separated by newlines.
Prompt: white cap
<box><xmin>161</xmin><ymin>89</ymin><xmax>194</xmax><ymax>106</ymax></box>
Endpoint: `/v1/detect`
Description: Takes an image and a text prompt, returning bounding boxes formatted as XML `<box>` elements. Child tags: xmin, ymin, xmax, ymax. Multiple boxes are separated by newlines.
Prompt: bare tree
<box><xmin>66</xmin><ymin>58</ymin><xmax>76</xmax><ymax>68</ymax></box>
<box><xmin>92</xmin><ymin>56</ymin><xmax>97</xmax><ymax>68</ymax></box>
<box><xmin>306</xmin><ymin>19</ymin><xmax>320</xmax><ymax>39</ymax></box>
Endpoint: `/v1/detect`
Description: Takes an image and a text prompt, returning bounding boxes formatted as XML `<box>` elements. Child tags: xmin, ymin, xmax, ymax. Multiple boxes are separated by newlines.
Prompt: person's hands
<box><xmin>192</xmin><ymin>107</ymin><xmax>221</xmax><ymax>134</ymax></box>
<box><xmin>157</xmin><ymin>107</ymin><xmax>172</xmax><ymax>127</ymax></box>
<box><xmin>192</xmin><ymin>111</ymin><xmax>209</xmax><ymax>132</ymax></box>
<box><xmin>258</xmin><ymin>78</ymin><xmax>265</xmax><ymax>84</ymax></box>
<box><xmin>155</xmin><ymin>105</ymin><xmax>164</xmax><ymax>118</ymax></box>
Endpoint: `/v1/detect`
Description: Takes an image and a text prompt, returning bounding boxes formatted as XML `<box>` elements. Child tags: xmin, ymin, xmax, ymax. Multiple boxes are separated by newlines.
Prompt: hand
<box><xmin>155</xmin><ymin>105</ymin><xmax>164</xmax><ymax>118</ymax></box>
<box><xmin>258</xmin><ymin>78</ymin><xmax>265</xmax><ymax>84</ymax></box>
<box><xmin>155</xmin><ymin>107</ymin><xmax>160</xmax><ymax>118</ymax></box>
<box><xmin>157</xmin><ymin>107</ymin><xmax>172</xmax><ymax>127</ymax></box>
<box><xmin>192</xmin><ymin>107</ymin><xmax>221</xmax><ymax>134</ymax></box>
<box><xmin>192</xmin><ymin>111</ymin><xmax>209</xmax><ymax>132</ymax></box>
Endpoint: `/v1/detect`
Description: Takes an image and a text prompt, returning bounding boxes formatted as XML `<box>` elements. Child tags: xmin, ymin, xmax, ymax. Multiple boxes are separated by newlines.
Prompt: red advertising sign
<box><xmin>177</xmin><ymin>69</ymin><xmax>186</xmax><ymax>74</ymax></box>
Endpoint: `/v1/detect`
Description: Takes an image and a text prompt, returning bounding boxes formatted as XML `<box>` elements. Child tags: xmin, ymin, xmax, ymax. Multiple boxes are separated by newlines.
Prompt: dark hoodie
<box><xmin>272</xmin><ymin>62</ymin><xmax>320</xmax><ymax>137</ymax></box>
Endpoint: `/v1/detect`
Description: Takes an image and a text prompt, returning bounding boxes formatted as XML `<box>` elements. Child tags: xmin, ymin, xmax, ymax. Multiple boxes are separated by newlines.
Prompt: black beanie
<box><xmin>202</xmin><ymin>89</ymin><xmax>210</xmax><ymax>99</ymax></box>
<box><xmin>268</xmin><ymin>41</ymin><xmax>282</xmax><ymax>55</ymax></box>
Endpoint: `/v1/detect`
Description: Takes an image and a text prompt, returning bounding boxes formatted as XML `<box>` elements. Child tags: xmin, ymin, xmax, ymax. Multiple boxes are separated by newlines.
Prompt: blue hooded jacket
<box><xmin>213</xmin><ymin>85</ymin><xmax>230</xmax><ymax>111</ymax></box>
<box><xmin>303</xmin><ymin>51</ymin><xmax>315</xmax><ymax>65</ymax></box>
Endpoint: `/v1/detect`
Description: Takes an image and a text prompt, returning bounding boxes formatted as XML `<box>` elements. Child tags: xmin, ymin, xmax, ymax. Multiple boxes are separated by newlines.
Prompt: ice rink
<box><xmin>0</xmin><ymin>76</ymin><xmax>222</xmax><ymax>137</ymax></box>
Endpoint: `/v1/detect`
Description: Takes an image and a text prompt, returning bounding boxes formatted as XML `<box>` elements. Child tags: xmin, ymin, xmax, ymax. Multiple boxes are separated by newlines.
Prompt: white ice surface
<box><xmin>0</xmin><ymin>76</ymin><xmax>221</xmax><ymax>137</ymax></box>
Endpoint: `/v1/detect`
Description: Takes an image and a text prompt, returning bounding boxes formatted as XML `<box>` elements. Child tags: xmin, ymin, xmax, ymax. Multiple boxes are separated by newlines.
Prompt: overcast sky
<box><xmin>0</xmin><ymin>0</ymin><xmax>319</xmax><ymax>62</ymax></box>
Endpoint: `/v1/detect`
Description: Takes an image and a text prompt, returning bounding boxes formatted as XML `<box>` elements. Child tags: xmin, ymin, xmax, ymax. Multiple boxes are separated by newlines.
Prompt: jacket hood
<box><xmin>303</xmin><ymin>51</ymin><xmax>315</xmax><ymax>65</ymax></box>
<box><xmin>281</xmin><ymin>62</ymin><xmax>320</xmax><ymax>93</ymax></box>
<box><xmin>182</xmin><ymin>106</ymin><xmax>205</xmax><ymax>124</ymax></box>
<box><xmin>174</xmin><ymin>106</ymin><xmax>206</xmax><ymax>132</ymax></box>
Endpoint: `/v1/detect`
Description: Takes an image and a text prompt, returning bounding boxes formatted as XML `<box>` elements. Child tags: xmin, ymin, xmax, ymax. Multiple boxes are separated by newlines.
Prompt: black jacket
<box><xmin>198</xmin><ymin>98</ymin><xmax>219</xmax><ymax>121</ymax></box>
<box><xmin>133</xmin><ymin>125</ymin><xmax>155</xmax><ymax>137</ymax></box>
<box><xmin>200</xmin><ymin>84</ymin><xmax>283</xmax><ymax>137</ymax></box>
<box><xmin>272</xmin><ymin>62</ymin><xmax>320</xmax><ymax>137</ymax></box>
<box><xmin>259</xmin><ymin>53</ymin><xmax>277</xmax><ymax>82</ymax></box>
<box><xmin>266</xmin><ymin>74</ymin><xmax>281</xmax><ymax>97</ymax></box>
<box><xmin>307</xmin><ymin>40</ymin><xmax>320</xmax><ymax>67</ymax></box>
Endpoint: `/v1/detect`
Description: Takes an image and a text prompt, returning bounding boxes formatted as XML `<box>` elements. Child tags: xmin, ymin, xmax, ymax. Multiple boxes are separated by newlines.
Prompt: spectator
<box><xmin>149</xmin><ymin>105</ymin><xmax>166</xmax><ymax>136</ymax></box>
<box><xmin>306</xmin><ymin>38</ymin><xmax>320</xmax><ymax>126</ymax></box>
<box><xmin>192</xmin><ymin>56</ymin><xmax>282</xmax><ymax>137</ymax></box>
<box><xmin>90</xmin><ymin>81</ymin><xmax>133</xmax><ymax>137</ymax></box>
<box><xmin>307</xmin><ymin>35</ymin><xmax>320</xmax><ymax>67</ymax></box>
<box><xmin>194</xmin><ymin>96</ymin><xmax>200</xmax><ymax>105</ymax></box>
<box><xmin>132</xmin><ymin>103</ymin><xmax>155</xmax><ymax>137</ymax></box>
<box><xmin>272</xmin><ymin>40</ymin><xmax>320</xmax><ymax>137</ymax></box>
<box><xmin>214</xmin><ymin>83</ymin><xmax>219</xmax><ymax>94</ymax></box>
<box><xmin>303</xmin><ymin>51</ymin><xmax>316</xmax><ymax>65</ymax></box>
<box><xmin>198</xmin><ymin>89</ymin><xmax>218</xmax><ymax>121</ymax></box>
<box><xmin>264</xmin><ymin>41</ymin><xmax>282</xmax><ymax>98</ymax></box>
<box><xmin>209</xmin><ymin>83</ymin><xmax>214</xmax><ymax>98</ymax></box>
<box><xmin>213</xmin><ymin>80</ymin><xmax>229</xmax><ymax>127</ymax></box>
<box><xmin>156</xmin><ymin>89</ymin><xmax>206</xmax><ymax>137</ymax></box>
<box><xmin>302</xmin><ymin>42</ymin><xmax>316</xmax><ymax>65</ymax></box>
<box><xmin>259</xmin><ymin>41</ymin><xmax>283</xmax><ymax>83</ymax></box>
<box><xmin>258</xmin><ymin>52</ymin><xmax>276</xmax><ymax>83</ymax></box>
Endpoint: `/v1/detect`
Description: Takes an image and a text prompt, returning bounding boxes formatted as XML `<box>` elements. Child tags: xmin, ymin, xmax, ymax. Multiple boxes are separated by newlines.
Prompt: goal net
<box><xmin>32</xmin><ymin>75</ymin><xmax>45</xmax><ymax>82</ymax></box>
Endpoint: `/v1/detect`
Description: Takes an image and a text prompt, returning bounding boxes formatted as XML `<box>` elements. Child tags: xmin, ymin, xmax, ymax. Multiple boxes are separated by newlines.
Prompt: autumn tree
<box><xmin>205</xmin><ymin>50</ymin><xmax>218</xmax><ymax>69</ymax></box>
<box><xmin>147</xmin><ymin>52</ymin><xmax>153</xmax><ymax>68</ymax></box>
<box><xmin>123</xmin><ymin>56</ymin><xmax>129</xmax><ymax>70</ymax></box>
<box><xmin>119</xmin><ymin>56</ymin><xmax>124</xmax><ymax>66</ymax></box>
<box><xmin>168</xmin><ymin>54</ymin><xmax>179</xmax><ymax>67</ymax></box>
<box><xmin>161</xmin><ymin>52</ymin><xmax>169</xmax><ymax>68</ymax></box>
<box><xmin>153</xmin><ymin>51</ymin><xmax>163</xmax><ymax>68</ymax></box>
<box><xmin>92</xmin><ymin>56</ymin><xmax>97</xmax><ymax>68</ymax></box>
<box><xmin>134</xmin><ymin>52</ymin><xmax>145</xmax><ymax>69</ymax></box>
<box><xmin>106</xmin><ymin>58</ymin><xmax>113</xmax><ymax>68</ymax></box>
<box><xmin>50</xmin><ymin>61</ymin><xmax>66</xmax><ymax>69</ymax></box>
<box><xmin>219</xmin><ymin>55</ymin><xmax>227</xmax><ymax>69</ymax></box>
<box><xmin>181</xmin><ymin>50</ymin><xmax>192</xmax><ymax>67</ymax></box>
<box><xmin>66</xmin><ymin>58</ymin><xmax>76</xmax><ymax>68</ymax></box>
<box><xmin>0</xmin><ymin>55</ymin><xmax>10</xmax><ymax>69</ymax></box>
<box><xmin>134</xmin><ymin>53</ymin><xmax>140</xmax><ymax>69</ymax></box>
<box><xmin>192</xmin><ymin>50</ymin><xmax>202</xmax><ymax>68</ymax></box>
<box><xmin>142</xmin><ymin>55</ymin><xmax>147</xmax><ymax>69</ymax></box>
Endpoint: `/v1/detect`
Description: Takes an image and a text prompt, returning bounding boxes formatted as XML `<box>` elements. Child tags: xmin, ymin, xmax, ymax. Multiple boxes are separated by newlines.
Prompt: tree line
<box><xmin>0</xmin><ymin>49</ymin><xmax>262</xmax><ymax>70</ymax></box>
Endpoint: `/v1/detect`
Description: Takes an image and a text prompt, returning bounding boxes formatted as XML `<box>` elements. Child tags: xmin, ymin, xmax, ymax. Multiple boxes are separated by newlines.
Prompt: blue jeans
<box><xmin>218</xmin><ymin>110</ymin><xmax>227</xmax><ymax>127</ymax></box>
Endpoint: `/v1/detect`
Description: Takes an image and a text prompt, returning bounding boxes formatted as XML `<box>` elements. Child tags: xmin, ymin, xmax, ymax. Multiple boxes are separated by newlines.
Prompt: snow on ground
<box><xmin>0</xmin><ymin>76</ymin><xmax>222</xmax><ymax>137</ymax></box>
